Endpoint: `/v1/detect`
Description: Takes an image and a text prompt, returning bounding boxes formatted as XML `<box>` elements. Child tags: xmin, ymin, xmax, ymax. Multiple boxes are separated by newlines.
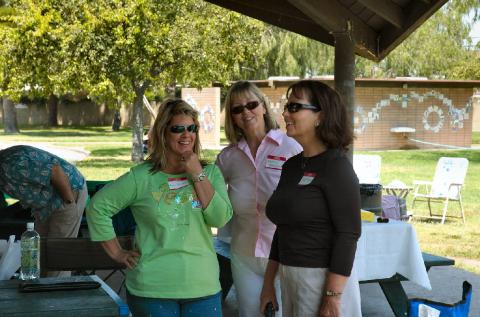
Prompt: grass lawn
<box><xmin>2</xmin><ymin>126</ymin><xmax>480</xmax><ymax>274</ymax></box>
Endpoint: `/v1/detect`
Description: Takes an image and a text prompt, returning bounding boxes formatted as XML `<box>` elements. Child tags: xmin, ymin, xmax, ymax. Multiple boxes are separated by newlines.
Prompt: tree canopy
<box><xmin>0</xmin><ymin>0</ymin><xmax>263</xmax><ymax>159</ymax></box>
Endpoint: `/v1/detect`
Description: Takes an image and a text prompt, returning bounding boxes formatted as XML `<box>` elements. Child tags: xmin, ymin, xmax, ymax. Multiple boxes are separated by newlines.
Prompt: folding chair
<box><xmin>411</xmin><ymin>157</ymin><xmax>469</xmax><ymax>224</ymax></box>
<box><xmin>408</xmin><ymin>281</ymin><xmax>472</xmax><ymax>317</ymax></box>
<box><xmin>353</xmin><ymin>154</ymin><xmax>382</xmax><ymax>184</ymax></box>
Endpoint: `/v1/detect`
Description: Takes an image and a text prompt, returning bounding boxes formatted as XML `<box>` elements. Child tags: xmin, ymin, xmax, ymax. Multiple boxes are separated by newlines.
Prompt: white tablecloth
<box><xmin>354</xmin><ymin>220</ymin><xmax>431</xmax><ymax>290</ymax></box>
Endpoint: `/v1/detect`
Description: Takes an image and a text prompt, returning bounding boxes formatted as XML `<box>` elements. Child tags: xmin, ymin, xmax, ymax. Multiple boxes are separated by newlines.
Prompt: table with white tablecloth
<box><xmin>354</xmin><ymin>220</ymin><xmax>437</xmax><ymax>317</ymax></box>
<box><xmin>354</xmin><ymin>220</ymin><xmax>431</xmax><ymax>289</ymax></box>
<box><xmin>214</xmin><ymin>220</ymin><xmax>442</xmax><ymax>317</ymax></box>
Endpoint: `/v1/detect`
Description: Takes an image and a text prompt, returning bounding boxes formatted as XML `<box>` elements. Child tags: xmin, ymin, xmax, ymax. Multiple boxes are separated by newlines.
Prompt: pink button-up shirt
<box><xmin>216</xmin><ymin>129</ymin><xmax>302</xmax><ymax>258</ymax></box>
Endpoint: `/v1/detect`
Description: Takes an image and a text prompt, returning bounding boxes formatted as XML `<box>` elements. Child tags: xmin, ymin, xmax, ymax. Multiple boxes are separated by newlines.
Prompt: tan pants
<box><xmin>279</xmin><ymin>265</ymin><xmax>362</xmax><ymax>317</ymax></box>
<box><xmin>36</xmin><ymin>183</ymin><xmax>88</xmax><ymax>277</ymax></box>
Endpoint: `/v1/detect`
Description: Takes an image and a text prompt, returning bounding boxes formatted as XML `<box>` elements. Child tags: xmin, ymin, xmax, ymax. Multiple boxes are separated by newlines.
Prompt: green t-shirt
<box><xmin>86</xmin><ymin>163</ymin><xmax>233</xmax><ymax>299</ymax></box>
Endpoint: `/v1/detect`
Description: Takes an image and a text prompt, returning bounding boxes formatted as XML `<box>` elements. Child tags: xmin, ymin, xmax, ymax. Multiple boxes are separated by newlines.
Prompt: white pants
<box><xmin>279</xmin><ymin>265</ymin><xmax>362</xmax><ymax>317</ymax></box>
<box><xmin>231</xmin><ymin>252</ymin><xmax>283</xmax><ymax>317</ymax></box>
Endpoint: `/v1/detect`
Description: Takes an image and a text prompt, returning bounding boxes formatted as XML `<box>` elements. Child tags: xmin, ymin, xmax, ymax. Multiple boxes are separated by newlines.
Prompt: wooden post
<box><xmin>334</xmin><ymin>29</ymin><xmax>355</xmax><ymax>163</ymax></box>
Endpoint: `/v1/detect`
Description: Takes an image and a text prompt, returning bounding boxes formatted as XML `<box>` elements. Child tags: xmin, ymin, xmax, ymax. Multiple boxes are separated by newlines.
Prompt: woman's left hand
<box><xmin>318</xmin><ymin>295</ymin><xmax>341</xmax><ymax>317</ymax></box>
<box><xmin>180</xmin><ymin>151</ymin><xmax>203</xmax><ymax>176</ymax></box>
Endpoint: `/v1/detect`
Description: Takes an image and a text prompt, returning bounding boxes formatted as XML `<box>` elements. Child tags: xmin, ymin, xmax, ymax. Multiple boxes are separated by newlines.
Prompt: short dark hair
<box><xmin>287</xmin><ymin>80</ymin><xmax>354</xmax><ymax>150</ymax></box>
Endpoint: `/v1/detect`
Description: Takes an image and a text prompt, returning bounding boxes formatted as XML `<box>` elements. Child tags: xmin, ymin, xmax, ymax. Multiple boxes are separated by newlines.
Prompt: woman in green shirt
<box><xmin>87</xmin><ymin>99</ymin><xmax>233</xmax><ymax>317</ymax></box>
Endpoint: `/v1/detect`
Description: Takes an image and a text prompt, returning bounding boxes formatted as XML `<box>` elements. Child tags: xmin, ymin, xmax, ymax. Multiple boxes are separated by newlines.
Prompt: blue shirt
<box><xmin>0</xmin><ymin>145</ymin><xmax>85</xmax><ymax>221</ymax></box>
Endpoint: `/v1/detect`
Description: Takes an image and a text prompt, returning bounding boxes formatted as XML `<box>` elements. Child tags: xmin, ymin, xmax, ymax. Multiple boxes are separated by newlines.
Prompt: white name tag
<box><xmin>266</xmin><ymin>155</ymin><xmax>286</xmax><ymax>170</ymax></box>
<box><xmin>298</xmin><ymin>172</ymin><xmax>316</xmax><ymax>185</ymax></box>
<box><xmin>168</xmin><ymin>177</ymin><xmax>189</xmax><ymax>190</ymax></box>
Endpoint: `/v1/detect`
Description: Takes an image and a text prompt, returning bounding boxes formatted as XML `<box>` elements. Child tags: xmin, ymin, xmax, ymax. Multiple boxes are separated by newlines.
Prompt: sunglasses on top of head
<box><xmin>169</xmin><ymin>124</ymin><xmax>199</xmax><ymax>134</ymax></box>
<box><xmin>231</xmin><ymin>101</ymin><xmax>261</xmax><ymax>115</ymax></box>
<box><xmin>284</xmin><ymin>102</ymin><xmax>321</xmax><ymax>113</ymax></box>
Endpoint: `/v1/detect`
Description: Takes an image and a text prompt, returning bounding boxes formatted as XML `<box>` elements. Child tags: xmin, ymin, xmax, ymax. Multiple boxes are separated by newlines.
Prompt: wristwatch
<box><xmin>192</xmin><ymin>171</ymin><xmax>207</xmax><ymax>182</ymax></box>
<box><xmin>325</xmin><ymin>290</ymin><xmax>343</xmax><ymax>297</ymax></box>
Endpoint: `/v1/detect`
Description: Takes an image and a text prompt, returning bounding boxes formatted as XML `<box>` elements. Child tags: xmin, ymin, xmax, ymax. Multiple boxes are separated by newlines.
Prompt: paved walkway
<box><xmin>361</xmin><ymin>266</ymin><xmax>479</xmax><ymax>316</ymax></box>
<box><xmin>0</xmin><ymin>142</ymin><xmax>90</xmax><ymax>163</ymax></box>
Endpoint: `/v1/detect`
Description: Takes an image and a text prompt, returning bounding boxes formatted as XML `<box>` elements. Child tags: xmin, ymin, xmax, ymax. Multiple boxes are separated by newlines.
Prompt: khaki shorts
<box><xmin>35</xmin><ymin>183</ymin><xmax>88</xmax><ymax>277</ymax></box>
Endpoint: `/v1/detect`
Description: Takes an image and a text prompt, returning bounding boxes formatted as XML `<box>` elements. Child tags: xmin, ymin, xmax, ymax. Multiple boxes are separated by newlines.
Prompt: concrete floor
<box><xmin>99</xmin><ymin>265</ymin><xmax>479</xmax><ymax>316</ymax></box>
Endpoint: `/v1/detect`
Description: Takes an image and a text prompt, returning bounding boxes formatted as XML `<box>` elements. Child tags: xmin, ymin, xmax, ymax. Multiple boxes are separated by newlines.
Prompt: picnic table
<box><xmin>215</xmin><ymin>221</ymin><xmax>455</xmax><ymax>317</ymax></box>
<box><xmin>0</xmin><ymin>275</ymin><xmax>129</xmax><ymax>317</ymax></box>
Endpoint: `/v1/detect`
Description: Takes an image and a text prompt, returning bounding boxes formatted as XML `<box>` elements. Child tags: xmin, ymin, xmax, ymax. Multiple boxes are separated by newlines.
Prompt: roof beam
<box><xmin>288</xmin><ymin>0</ymin><xmax>378</xmax><ymax>60</ymax></box>
<box><xmin>378</xmin><ymin>0</ymin><xmax>448</xmax><ymax>60</ymax></box>
<box><xmin>357</xmin><ymin>0</ymin><xmax>404</xmax><ymax>28</ymax></box>
<box><xmin>205</xmin><ymin>0</ymin><xmax>335</xmax><ymax>52</ymax></box>
<box><xmin>207</xmin><ymin>0</ymin><xmax>311</xmax><ymax>23</ymax></box>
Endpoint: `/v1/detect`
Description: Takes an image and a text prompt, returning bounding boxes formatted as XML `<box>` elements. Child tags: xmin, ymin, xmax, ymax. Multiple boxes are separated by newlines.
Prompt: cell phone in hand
<box><xmin>265</xmin><ymin>302</ymin><xmax>275</xmax><ymax>317</ymax></box>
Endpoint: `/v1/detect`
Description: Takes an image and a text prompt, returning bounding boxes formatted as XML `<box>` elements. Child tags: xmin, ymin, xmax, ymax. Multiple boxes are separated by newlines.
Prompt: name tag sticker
<box><xmin>266</xmin><ymin>155</ymin><xmax>286</xmax><ymax>170</ymax></box>
<box><xmin>168</xmin><ymin>177</ymin><xmax>189</xmax><ymax>190</ymax></box>
<box><xmin>298</xmin><ymin>172</ymin><xmax>316</xmax><ymax>185</ymax></box>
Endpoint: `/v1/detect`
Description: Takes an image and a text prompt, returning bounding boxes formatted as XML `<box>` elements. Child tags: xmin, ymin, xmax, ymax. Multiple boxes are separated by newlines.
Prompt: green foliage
<box><xmin>0</xmin><ymin>0</ymin><xmax>263</xmax><ymax>102</ymax></box>
<box><xmin>241</xmin><ymin>26</ymin><xmax>334</xmax><ymax>79</ymax></box>
<box><xmin>450</xmin><ymin>53</ymin><xmax>480</xmax><ymax>80</ymax></box>
<box><xmin>356</xmin><ymin>0</ymin><xmax>480</xmax><ymax>79</ymax></box>
<box><xmin>0</xmin><ymin>0</ymin><xmax>263</xmax><ymax>159</ymax></box>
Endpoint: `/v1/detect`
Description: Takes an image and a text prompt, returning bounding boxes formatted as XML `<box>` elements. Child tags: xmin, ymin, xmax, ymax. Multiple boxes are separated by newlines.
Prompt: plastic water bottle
<box><xmin>20</xmin><ymin>222</ymin><xmax>40</xmax><ymax>280</ymax></box>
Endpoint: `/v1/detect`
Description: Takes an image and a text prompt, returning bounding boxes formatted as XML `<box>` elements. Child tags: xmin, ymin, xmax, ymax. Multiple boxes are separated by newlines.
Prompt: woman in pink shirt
<box><xmin>216</xmin><ymin>81</ymin><xmax>302</xmax><ymax>317</ymax></box>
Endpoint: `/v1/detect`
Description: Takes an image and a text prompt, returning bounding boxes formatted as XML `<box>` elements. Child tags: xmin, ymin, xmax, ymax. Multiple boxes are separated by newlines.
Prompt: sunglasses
<box><xmin>284</xmin><ymin>102</ymin><xmax>321</xmax><ymax>113</ymax></box>
<box><xmin>169</xmin><ymin>124</ymin><xmax>199</xmax><ymax>134</ymax></box>
<box><xmin>231</xmin><ymin>101</ymin><xmax>261</xmax><ymax>115</ymax></box>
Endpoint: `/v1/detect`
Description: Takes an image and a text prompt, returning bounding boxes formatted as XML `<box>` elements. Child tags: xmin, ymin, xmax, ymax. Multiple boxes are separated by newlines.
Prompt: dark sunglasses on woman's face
<box><xmin>169</xmin><ymin>124</ymin><xmax>199</xmax><ymax>134</ymax></box>
<box><xmin>231</xmin><ymin>101</ymin><xmax>261</xmax><ymax>115</ymax></box>
<box><xmin>284</xmin><ymin>102</ymin><xmax>321</xmax><ymax>113</ymax></box>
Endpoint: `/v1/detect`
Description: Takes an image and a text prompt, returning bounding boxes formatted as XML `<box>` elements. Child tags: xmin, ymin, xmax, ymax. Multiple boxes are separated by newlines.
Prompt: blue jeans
<box><xmin>126</xmin><ymin>289</ymin><xmax>222</xmax><ymax>317</ymax></box>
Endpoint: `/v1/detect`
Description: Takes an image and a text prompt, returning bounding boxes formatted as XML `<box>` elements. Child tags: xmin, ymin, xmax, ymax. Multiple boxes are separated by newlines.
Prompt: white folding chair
<box><xmin>353</xmin><ymin>154</ymin><xmax>382</xmax><ymax>184</ymax></box>
<box><xmin>411</xmin><ymin>157</ymin><xmax>469</xmax><ymax>224</ymax></box>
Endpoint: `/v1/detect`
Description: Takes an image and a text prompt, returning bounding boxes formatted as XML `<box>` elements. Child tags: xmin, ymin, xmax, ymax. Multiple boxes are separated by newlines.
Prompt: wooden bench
<box><xmin>422</xmin><ymin>252</ymin><xmax>455</xmax><ymax>271</ymax></box>
<box><xmin>40</xmin><ymin>236</ymin><xmax>132</xmax><ymax>293</ymax></box>
<box><xmin>40</xmin><ymin>236</ymin><xmax>234</xmax><ymax>298</ymax></box>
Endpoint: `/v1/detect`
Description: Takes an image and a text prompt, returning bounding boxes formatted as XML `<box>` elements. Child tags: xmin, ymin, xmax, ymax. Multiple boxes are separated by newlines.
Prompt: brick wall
<box><xmin>181</xmin><ymin>87</ymin><xmax>221</xmax><ymax>149</ymax></box>
<box><xmin>254</xmin><ymin>79</ymin><xmax>477</xmax><ymax>150</ymax></box>
<box><xmin>3</xmin><ymin>79</ymin><xmax>477</xmax><ymax>150</ymax></box>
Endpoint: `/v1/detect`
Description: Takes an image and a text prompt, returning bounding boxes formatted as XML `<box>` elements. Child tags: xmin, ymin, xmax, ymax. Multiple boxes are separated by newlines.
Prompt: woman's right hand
<box><xmin>111</xmin><ymin>248</ymin><xmax>141</xmax><ymax>269</ymax></box>
<box><xmin>260</xmin><ymin>284</ymin><xmax>278</xmax><ymax>314</ymax></box>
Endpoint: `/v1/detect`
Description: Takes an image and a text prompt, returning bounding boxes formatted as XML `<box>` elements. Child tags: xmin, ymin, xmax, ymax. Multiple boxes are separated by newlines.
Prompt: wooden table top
<box><xmin>0</xmin><ymin>275</ymin><xmax>129</xmax><ymax>317</ymax></box>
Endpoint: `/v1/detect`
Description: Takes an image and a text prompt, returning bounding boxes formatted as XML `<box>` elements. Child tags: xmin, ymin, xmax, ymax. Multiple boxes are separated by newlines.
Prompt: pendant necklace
<box><xmin>301</xmin><ymin>156</ymin><xmax>310</xmax><ymax>170</ymax></box>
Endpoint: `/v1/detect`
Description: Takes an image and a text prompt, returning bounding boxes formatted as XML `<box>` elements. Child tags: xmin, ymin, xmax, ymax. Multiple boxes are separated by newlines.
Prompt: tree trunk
<box><xmin>112</xmin><ymin>109</ymin><xmax>121</xmax><ymax>131</ymax></box>
<box><xmin>131</xmin><ymin>89</ymin><xmax>145</xmax><ymax>162</ymax></box>
<box><xmin>2</xmin><ymin>97</ymin><xmax>20</xmax><ymax>134</ymax></box>
<box><xmin>165</xmin><ymin>77</ymin><xmax>177</xmax><ymax>98</ymax></box>
<box><xmin>47</xmin><ymin>94</ymin><xmax>59</xmax><ymax>126</ymax></box>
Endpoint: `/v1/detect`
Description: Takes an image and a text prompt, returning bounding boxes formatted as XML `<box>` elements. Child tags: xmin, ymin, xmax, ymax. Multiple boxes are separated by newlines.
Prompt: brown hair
<box><xmin>224</xmin><ymin>81</ymin><xmax>279</xmax><ymax>144</ymax></box>
<box><xmin>287</xmin><ymin>80</ymin><xmax>354</xmax><ymax>150</ymax></box>
<box><xmin>147</xmin><ymin>99</ymin><xmax>202</xmax><ymax>172</ymax></box>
